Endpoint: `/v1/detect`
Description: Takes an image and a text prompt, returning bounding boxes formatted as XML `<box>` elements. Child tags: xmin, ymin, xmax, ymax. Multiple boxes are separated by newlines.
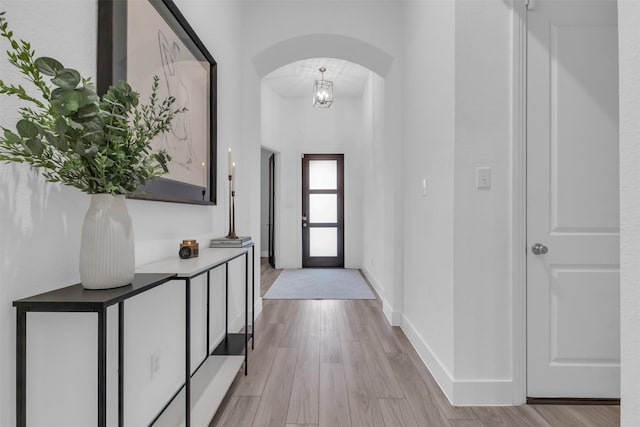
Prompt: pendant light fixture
<box><xmin>312</xmin><ymin>67</ymin><xmax>333</xmax><ymax>108</ymax></box>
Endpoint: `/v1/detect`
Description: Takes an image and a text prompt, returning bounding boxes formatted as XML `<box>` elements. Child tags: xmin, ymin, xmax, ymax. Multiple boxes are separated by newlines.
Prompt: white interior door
<box><xmin>526</xmin><ymin>0</ymin><xmax>620</xmax><ymax>398</ymax></box>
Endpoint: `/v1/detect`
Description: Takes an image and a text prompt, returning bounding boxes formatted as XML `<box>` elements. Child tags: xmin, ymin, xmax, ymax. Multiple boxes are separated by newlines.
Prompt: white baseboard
<box><xmin>401</xmin><ymin>314</ymin><xmax>455</xmax><ymax>400</ymax></box>
<box><xmin>382</xmin><ymin>302</ymin><xmax>393</xmax><ymax>325</ymax></box>
<box><xmin>452</xmin><ymin>379</ymin><xmax>514</xmax><ymax>406</ymax></box>
<box><xmin>254</xmin><ymin>297</ymin><xmax>263</xmax><ymax>320</ymax></box>
<box><xmin>390</xmin><ymin>311</ymin><xmax>403</xmax><ymax>326</ymax></box>
<box><xmin>401</xmin><ymin>314</ymin><xmax>514</xmax><ymax>406</ymax></box>
<box><xmin>361</xmin><ymin>268</ymin><xmax>402</xmax><ymax>326</ymax></box>
<box><xmin>260</xmin><ymin>250</ymin><xmax>268</xmax><ymax>258</ymax></box>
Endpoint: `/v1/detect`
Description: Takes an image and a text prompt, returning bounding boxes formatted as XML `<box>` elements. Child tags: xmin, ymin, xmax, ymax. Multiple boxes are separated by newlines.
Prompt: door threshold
<box><xmin>527</xmin><ymin>397</ymin><xmax>620</xmax><ymax>405</ymax></box>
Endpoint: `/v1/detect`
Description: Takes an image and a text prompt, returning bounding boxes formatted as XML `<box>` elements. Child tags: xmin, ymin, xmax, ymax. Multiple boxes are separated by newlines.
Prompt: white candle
<box><xmin>227</xmin><ymin>148</ymin><xmax>232</xmax><ymax>176</ymax></box>
<box><xmin>202</xmin><ymin>161</ymin><xmax>206</xmax><ymax>186</ymax></box>
<box><xmin>232</xmin><ymin>162</ymin><xmax>236</xmax><ymax>191</ymax></box>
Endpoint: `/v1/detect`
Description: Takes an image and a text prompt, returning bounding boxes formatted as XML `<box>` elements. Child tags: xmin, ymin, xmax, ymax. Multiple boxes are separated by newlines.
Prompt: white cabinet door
<box><xmin>527</xmin><ymin>0</ymin><xmax>620</xmax><ymax>398</ymax></box>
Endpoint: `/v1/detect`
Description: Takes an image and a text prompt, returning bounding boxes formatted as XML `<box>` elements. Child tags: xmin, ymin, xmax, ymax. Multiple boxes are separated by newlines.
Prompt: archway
<box><xmin>252</xmin><ymin>33</ymin><xmax>394</xmax><ymax>79</ymax></box>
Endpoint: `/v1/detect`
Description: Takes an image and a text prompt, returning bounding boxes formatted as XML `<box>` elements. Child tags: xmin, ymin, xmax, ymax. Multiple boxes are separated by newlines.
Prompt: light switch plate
<box><xmin>422</xmin><ymin>178</ymin><xmax>427</xmax><ymax>197</ymax></box>
<box><xmin>476</xmin><ymin>167</ymin><xmax>491</xmax><ymax>189</ymax></box>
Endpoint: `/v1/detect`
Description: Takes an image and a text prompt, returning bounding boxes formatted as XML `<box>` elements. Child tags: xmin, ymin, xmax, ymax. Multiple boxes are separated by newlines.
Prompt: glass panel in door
<box><xmin>309</xmin><ymin>228</ymin><xmax>338</xmax><ymax>257</ymax></box>
<box><xmin>309</xmin><ymin>194</ymin><xmax>337</xmax><ymax>223</ymax></box>
<box><xmin>309</xmin><ymin>160</ymin><xmax>338</xmax><ymax>190</ymax></box>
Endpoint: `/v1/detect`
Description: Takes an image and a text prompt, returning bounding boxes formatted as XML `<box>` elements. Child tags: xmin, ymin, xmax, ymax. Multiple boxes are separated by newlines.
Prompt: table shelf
<box><xmin>212</xmin><ymin>332</ymin><xmax>253</xmax><ymax>356</ymax></box>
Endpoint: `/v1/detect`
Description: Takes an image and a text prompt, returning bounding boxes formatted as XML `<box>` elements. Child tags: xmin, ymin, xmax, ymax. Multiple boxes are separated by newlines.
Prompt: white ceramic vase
<box><xmin>80</xmin><ymin>194</ymin><xmax>135</xmax><ymax>290</ymax></box>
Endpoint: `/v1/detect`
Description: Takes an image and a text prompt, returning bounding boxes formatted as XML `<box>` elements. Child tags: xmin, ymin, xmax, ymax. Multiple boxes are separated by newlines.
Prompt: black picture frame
<box><xmin>97</xmin><ymin>0</ymin><xmax>217</xmax><ymax>205</ymax></box>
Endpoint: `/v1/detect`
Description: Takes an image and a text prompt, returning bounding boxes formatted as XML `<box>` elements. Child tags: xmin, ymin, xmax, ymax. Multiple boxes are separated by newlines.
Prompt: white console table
<box><xmin>136</xmin><ymin>244</ymin><xmax>255</xmax><ymax>427</ymax></box>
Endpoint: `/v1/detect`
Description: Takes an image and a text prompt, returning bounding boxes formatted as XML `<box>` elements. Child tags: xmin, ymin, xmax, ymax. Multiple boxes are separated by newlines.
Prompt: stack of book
<box><xmin>209</xmin><ymin>236</ymin><xmax>252</xmax><ymax>248</ymax></box>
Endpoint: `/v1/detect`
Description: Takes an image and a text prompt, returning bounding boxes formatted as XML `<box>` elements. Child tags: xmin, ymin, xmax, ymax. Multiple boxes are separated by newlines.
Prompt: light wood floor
<box><xmin>210</xmin><ymin>259</ymin><xmax>620</xmax><ymax>427</ymax></box>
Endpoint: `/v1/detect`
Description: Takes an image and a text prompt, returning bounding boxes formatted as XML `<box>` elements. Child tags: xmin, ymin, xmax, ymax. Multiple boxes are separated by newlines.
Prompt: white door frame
<box><xmin>511</xmin><ymin>0</ymin><xmax>529</xmax><ymax>405</ymax></box>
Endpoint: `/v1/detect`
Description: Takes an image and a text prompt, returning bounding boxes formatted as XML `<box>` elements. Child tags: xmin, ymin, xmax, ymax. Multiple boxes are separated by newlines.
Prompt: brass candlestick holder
<box><xmin>226</xmin><ymin>174</ymin><xmax>238</xmax><ymax>239</ymax></box>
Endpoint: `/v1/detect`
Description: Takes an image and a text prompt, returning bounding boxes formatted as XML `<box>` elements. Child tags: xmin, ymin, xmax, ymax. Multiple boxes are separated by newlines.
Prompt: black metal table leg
<box><xmin>225</xmin><ymin>263</ymin><xmax>228</xmax><ymax>337</ymax></box>
<box><xmin>98</xmin><ymin>309</ymin><xmax>107</xmax><ymax>427</ymax></box>
<box><xmin>251</xmin><ymin>246</ymin><xmax>255</xmax><ymax>350</ymax></box>
<box><xmin>206</xmin><ymin>271</ymin><xmax>210</xmax><ymax>357</ymax></box>
<box><xmin>118</xmin><ymin>302</ymin><xmax>124</xmax><ymax>427</ymax></box>
<box><xmin>244</xmin><ymin>252</ymin><xmax>248</xmax><ymax>375</ymax></box>
<box><xmin>185</xmin><ymin>278</ymin><xmax>191</xmax><ymax>427</ymax></box>
<box><xmin>16</xmin><ymin>307</ymin><xmax>27</xmax><ymax>427</ymax></box>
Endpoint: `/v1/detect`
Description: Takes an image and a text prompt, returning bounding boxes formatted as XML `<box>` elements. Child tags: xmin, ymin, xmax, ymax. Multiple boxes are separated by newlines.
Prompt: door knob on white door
<box><xmin>531</xmin><ymin>243</ymin><xmax>548</xmax><ymax>255</ymax></box>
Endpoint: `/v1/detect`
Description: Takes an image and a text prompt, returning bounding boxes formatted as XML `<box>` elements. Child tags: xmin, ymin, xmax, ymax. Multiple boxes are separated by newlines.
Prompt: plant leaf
<box><xmin>81</xmin><ymin>118</ymin><xmax>105</xmax><ymax>144</ymax></box>
<box><xmin>34</xmin><ymin>57</ymin><xmax>64</xmax><ymax>76</ymax></box>
<box><xmin>82</xmin><ymin>117</ymin><xmax>103</xmax><ymax>133</ymax></box>
<box><xmin>44</xmin><ymin>131</ymin><xmax>68</xmax><ymax>151</ymax></box>
<box><xmin>16</xmin><ymin>119</ymin><xmax>38</xmax><ymax>138</ymax></box>
<box><xmin>84</xmin><ymin>144</ymin><xmax>99</xmax><ymax>157</ymax></box>
<box><xmin>58</xmin><ymin>137</ymin><xmax>69</xmax><ymax>151</ymax></box>
<box><xmin>51</xmin><ymin>68</ymin><xmax>81</xmax><ymax>89</ymax></box>
<box><xmin>76</xmin><ymin>103</ymin><xmax>100</xmax><ymax>119</ymax></box>
<box><xmin>73</xmin><ymin>139</ymin><xmax>85</xmax><ymax>156</ymax></box>
<box><xmin>55</xmin><ymin>117</ymin><xmax>68</xmax><ymax>135</ymax></box>
<box><xmin>50</xmin><ymin>99</ymin><xmax>71</xmax><ymax>115</ymax></box>
<box><xmin>78</xmin><ymin>86</ymin><xmax>100</xmax><ymax>104</ymax></box>
<box><xmin>50</xmin><ymin>89</ymin><xmax>88</xmax><ymax>115</ymax></box>
<box><xmin>3</xmin><ymin>129</ymin><xmax>22</xmax><ymax>144</ymax></box>
<box><xmin>25</xmin><ymin>138</ymin><xmax>44</xmax><ymax>156</ymax></box>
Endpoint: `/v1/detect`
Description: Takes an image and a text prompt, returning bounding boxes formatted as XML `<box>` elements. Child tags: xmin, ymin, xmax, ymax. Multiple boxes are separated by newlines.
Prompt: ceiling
<box><xmin>262</xmin><ymin>57</ymin><xmax>372</xmax><ymax>98</ymax></box>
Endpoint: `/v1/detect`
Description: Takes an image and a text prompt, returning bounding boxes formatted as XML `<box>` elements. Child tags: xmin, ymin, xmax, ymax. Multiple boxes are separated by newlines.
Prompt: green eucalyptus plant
<box><xmin>0</xmin><ymin>11</ymin><xmax>185</xmax><ymax>194</ymax></box>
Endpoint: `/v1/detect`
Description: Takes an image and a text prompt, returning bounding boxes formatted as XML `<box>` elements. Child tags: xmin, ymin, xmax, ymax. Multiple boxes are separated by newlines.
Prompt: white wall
<box><xmin>261</xmin><ymin>84</ymin><xmax>283</xmax><ymax>152</ymax></box>
<box><xmin>361</xmin><ymin>72</ymin><xmax>395</xmax><ymax>317</ymax></box>
<box><xmin>402</xmin><ymin>0</ymin><xmax>456</xmax><ymax>397</ymax></box>
<box><xmin>452</xmin><ymin>0</ymin><xmax>513</xmax><ymax>399</ymax></box>
<box><xmin>618</xmin><ymin>1</ymin><xmax>640</xmax><ymax>424</ymax></box>
<box><xmin>402</xmin><ymin>0</ymin><xmax>514</xmax><ymax>405</ymax></box>
<box><xmin>0</xmin><ymin>1</ymin><xmax>253</xmax><ymax>425</ymax></box>
<box><xmin>261</xmin><ymin>91</ymin><xmax>364</xmax><ymax>269</ymax></box>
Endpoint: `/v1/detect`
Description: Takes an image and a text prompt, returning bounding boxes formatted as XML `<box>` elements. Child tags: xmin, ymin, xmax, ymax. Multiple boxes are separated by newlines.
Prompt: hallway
<box><xmin>210</xmin><ymin>261</ymin><xmax>620</xmax><ymax>427</ymax></box>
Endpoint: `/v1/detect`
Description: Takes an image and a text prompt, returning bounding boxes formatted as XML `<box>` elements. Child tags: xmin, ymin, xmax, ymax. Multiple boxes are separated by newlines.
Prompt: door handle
<box><xmin>531</xmin><ymin>243</ymin><xmax>548</xmax><ymax>255</ymax></box>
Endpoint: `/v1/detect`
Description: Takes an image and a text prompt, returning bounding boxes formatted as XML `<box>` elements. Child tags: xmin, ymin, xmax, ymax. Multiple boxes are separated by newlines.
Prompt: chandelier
<box><xmin>312</xmin><ymin>67</ymin><xmax>333</xmax><ymax>108</ymax></box>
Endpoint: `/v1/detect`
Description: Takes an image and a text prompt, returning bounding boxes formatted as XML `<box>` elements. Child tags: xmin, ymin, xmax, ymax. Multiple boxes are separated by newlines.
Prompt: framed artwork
<box><xmin>98</xmin><ymin>0</ymin><xmax>217</xmax><ymax>205</ymax></box>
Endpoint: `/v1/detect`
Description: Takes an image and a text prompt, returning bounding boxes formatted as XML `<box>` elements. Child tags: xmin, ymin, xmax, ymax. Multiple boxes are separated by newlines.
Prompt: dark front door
<box><xmin>302</xmin><ymin>154</ymin><xmax>344</xmax><ymax>268</ymax></box>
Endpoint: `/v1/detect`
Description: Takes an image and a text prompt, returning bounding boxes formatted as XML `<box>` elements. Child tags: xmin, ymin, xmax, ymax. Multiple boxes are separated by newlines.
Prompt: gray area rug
<box><xmin>263</xmin><ymin>268</ymin><xmax>376</xmax><ymax>300</ymax></box>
